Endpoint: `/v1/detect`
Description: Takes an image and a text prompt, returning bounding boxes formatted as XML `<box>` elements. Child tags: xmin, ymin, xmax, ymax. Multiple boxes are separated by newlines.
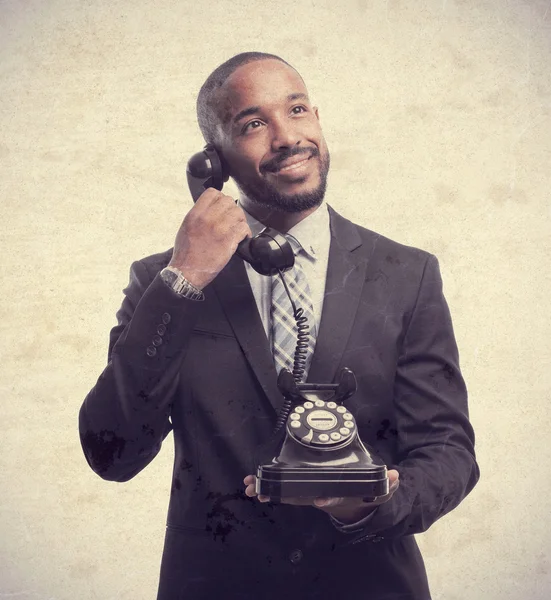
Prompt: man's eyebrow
<box><xmin>232</xmin><ymin>93</ymin><xmax>310</xmax><ymax>125</ymax></box>
<box><xmin>288</xmin><ymin>93</ymin><xmax>308</xmax><ymax>102</ymax></box>
<box><xmin>233</xmin><ymin>106</ymin><xmax>260</xmax><ymax>124</ymax></box>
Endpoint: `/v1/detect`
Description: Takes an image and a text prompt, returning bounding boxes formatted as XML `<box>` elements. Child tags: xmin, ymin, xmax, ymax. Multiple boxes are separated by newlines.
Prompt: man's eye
<box><xmin>291</xmin><ymin>106</ymin><xmax>307</xmax><ymax>114</ymax></box>
<box><xmin>243</xmin><ymin>120</ymin><xmax>263</xmax><ymax>133</ymax></box>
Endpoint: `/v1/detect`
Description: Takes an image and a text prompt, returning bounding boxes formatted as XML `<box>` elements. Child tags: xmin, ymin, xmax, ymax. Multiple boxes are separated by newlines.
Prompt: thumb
<box><xmin>314</xmin><ymin>497</ymin><xmax>343</xmax><ymax>508</ymax></box>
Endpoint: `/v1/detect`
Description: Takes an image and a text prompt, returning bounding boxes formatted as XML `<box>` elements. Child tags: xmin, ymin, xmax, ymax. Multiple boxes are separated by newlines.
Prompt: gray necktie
<box><xmin>270</xmin><ymin>236</ymin><xmax>316</xmax><ymax>382</ymax></box>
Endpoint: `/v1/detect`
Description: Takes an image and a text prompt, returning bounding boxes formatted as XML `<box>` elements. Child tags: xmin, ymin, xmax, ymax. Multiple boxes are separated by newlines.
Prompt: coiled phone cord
<box><xmin>272</xmin><ymin>269</ymin><xmax>310</xmax><ymax>435</ymax></box>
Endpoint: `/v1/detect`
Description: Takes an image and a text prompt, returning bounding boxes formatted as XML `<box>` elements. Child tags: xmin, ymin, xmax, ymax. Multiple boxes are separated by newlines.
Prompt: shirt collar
<box><xmin>239</xmin><ymin>200</ymin><xmax>330</xmax><ymax>261</ymax></box>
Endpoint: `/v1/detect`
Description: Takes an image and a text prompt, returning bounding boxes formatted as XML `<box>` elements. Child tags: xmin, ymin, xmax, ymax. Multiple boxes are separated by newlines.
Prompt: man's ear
<box><xmin>314</xmin><ymin>106</ymin><xmax>320</xmax><ymax>120</ymax></box>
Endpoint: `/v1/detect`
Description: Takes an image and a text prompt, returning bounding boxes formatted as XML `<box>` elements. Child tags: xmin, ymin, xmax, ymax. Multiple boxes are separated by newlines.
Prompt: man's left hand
<box><xmin>243</xmin><ymin>470</ymin><xmax>399</xmax><ymax>524</ymax></box>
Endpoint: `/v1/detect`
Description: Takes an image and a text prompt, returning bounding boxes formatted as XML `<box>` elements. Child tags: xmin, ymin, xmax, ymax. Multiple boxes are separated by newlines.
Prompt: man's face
<box><xmin>214</xmin><ymin>59</ymin><xmax>330</xmax><ymax>213</ymax></box>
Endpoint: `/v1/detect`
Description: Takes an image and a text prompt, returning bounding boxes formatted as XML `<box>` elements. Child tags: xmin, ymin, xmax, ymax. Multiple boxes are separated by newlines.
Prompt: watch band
<box><xmin>160</xmin><ymin>266</ymin><xmax>205</xmax><ymax>301</ymax></box>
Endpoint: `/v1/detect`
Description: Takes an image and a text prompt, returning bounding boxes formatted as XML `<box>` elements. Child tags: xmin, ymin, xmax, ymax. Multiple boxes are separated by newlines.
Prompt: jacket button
<box><xmin>289</xmin><ymin>549</ymin><xmax>303</xmax><ymax>564</ymax></box>
<box><xmin>156</xmin><ymin>324</ymin><xmax>167</xmax><ymax>336</ymax></box>
<box><xmin>152</xmin><ymin>335</ymin><xmax>163</xmax><ymax>347</ymax></box>
<box><xmin>146</xmin><ymin>345</ymin><xmax>157</xmax><ymax>357</ymax></box>
<box><xmin>162</xmin><ymin>312</ymin><xmax>171</xmax><ymax>325</ymax></box>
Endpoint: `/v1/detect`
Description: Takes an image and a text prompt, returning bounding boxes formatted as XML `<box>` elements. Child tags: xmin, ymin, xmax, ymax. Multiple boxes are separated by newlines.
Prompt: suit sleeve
<box><xmin>345</xmin><ymin>253</ymin><xmax>480</xmax><ymax>542</ymax></box>
<box><xmin>78</xmin><ymin>260</ymin><xmax>203</xmax><ymax>482</ymax></box>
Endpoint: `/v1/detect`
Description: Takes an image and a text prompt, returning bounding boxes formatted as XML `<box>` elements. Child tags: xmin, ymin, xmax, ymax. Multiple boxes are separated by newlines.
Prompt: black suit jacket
<box><xmin>79</xmin><ymin>206</ymin><xmax>479</xmax><ymax>600</ymax></box>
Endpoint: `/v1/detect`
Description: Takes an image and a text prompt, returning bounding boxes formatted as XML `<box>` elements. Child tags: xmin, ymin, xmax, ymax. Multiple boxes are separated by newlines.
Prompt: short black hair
<box><xmin>196</xmin><ymin>52</ymin><xmax>295</xmax><ymax>143</ymax></box>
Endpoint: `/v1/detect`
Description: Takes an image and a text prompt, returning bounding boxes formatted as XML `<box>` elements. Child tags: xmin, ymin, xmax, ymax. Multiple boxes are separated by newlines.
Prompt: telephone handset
<box><xmin>186</xmin><ymin>144</ymin><xmax>295</xmax><ymax>276</ymax></box>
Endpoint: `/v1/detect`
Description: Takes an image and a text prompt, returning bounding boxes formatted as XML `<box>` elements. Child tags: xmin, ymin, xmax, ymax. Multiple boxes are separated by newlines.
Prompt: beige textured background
<box><xmin>1</xmin><ymin>0</ymin><xmax>550</xmax><ymax>598</ymax></box>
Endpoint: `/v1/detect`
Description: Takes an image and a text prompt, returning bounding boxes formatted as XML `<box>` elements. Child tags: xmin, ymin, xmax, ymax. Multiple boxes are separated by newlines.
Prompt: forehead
<box><xmin>216</xmin><ymin>59</ymin><xmax>309</xmax><ymax>121</ymax></box>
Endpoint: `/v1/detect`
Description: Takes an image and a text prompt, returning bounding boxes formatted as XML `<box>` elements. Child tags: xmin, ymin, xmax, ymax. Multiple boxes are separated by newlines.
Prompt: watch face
<box><xmin>161</xmin><ymin>268</ymin><xmax>178</xmax><ymax>286</ymax></box>
<box><xmin>160</xmin><ymin>267</ymin><xmax>203</xmax><ymax>299</ymax></box>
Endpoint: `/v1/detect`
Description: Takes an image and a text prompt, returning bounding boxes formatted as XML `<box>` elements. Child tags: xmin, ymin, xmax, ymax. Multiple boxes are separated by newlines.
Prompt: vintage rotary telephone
<box><xmin>187</xmin><ymin>145</ymin><xmax>388</xmax><ymax>500</ymax></box>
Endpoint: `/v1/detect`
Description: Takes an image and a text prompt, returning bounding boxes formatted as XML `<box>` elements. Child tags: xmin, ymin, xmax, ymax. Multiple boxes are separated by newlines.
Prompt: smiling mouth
<box><xmin>277</xmin><ymin>157</ymin><xmax>311</xmax><ymax>173</ymax></box>
<box><xmin>268</xmin><ymin>153</ymin><xmax>316</xmax><ymax>176</ymax></box>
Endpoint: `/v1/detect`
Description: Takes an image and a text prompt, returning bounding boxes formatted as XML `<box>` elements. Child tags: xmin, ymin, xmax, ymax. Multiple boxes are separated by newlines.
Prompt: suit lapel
<box><xmin>211</xmin><ymin>257</ymin><xmax>284</xmax><ymax>414</ymax></box>
<box><xmin>307</xmin><ymin>207</ymin><xmax>367</xmax><ymax>383</ymax></box>
<box><xmin>211</xmin><ymin>205</ymin><xmax>367</xmax><ymax>411</ymax></box>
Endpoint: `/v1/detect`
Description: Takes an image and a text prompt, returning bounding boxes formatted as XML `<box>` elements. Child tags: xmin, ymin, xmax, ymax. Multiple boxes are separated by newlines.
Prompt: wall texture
<box><xmin>1</xmin><ymin>0</ymin><xmax>550</xmax><ymax>598</ymax></box>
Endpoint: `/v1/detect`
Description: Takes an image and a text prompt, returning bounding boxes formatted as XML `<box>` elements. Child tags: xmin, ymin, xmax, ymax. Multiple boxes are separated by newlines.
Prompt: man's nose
<box><xmin>270</xmin><ymin>119</ymin><xmax>301</xmax><ymax>152</ymax></box>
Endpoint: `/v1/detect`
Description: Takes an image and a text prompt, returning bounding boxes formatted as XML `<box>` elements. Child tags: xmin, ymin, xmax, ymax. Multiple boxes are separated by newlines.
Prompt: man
<box><xmin>79</xmin><ymin>52</ymin><xmax>479</xmax><ymax>600</ymax></box>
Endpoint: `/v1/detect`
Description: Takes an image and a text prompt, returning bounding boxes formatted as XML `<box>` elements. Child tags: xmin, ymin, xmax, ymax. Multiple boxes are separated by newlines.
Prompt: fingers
<box><xmin>194</xmin><ymin>189</ymin><xmax>240</xmax><ymax>221</ymax></box>
<box><xmin>195</xmin><ymin>190</ymin><xmax>252</xmax><ymax>247</ymax></box>
<box><xmin>242</xmin><ymin>475</ymin><xmax>315</xmax><ymax>505</ymax></box>
<box><xmin>243</xmin><ymin>475</ymin><xmax>269</xmax><ymax>501</ymax></box>
<box><xmin>235</xmin><ymin>220</ymin><xmax>253</xmax><ymax>246</ymax></box>
<box><xmin>243</xmin><ymin>475</ymin><xmax>257</xmax><ymax>498</ymax></box>
<box><xmin>313</xmin><ymin>470</ymin><xmax>400</xmax><ymax>512</ymax></box>
<box><xmin>362</xmin><ymin>469</ymin><xmax>400</xmax><ymax>505</ymax></box>
<box><xmin>388</xmin><ymin>469</ymin><xmax>400</xmax><ymax>484</ymax></box>
<box><xmin>314</xmin><ymin>497</ymin><xmax>344</xmax><ymax>508</ymax></box>
<box><xmin>190</xmin><ymin>192</ymin><xmax>240</xmax><ymax>229</ymax></box>
<box><xmin>386</xmin><ymin>469</ymin><xmax>400</xmax><ymax>495</ymax></box>
<box><xmin>194</xmin><ymin>187</ymin><xmax>233</xmax><ymax>210</ymax></box>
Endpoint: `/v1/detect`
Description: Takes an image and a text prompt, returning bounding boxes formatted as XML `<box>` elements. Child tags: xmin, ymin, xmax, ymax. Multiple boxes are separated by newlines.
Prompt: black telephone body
<box><xmin>186</xmin><ymin>146</ymin><xmax>389</xmax><ymax>500</ymax></box>
<box><xmin>255</xmin><ymin>368</ymin><xmax>388</xmax><ymax>500</ymax></box>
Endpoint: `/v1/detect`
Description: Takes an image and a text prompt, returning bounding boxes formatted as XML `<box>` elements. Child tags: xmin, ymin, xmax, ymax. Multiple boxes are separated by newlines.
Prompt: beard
<box><xmin>232</xmin><ymin>147</ymin><xmax>331</xmax><ymax>213</ymax></box>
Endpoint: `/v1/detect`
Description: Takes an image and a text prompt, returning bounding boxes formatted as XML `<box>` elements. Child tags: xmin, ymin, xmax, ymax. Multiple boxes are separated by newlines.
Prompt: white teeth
<box><xmin>279</xmin><ymin>158</ymin><xmax>309</xmax><ymax>172</ymax></box>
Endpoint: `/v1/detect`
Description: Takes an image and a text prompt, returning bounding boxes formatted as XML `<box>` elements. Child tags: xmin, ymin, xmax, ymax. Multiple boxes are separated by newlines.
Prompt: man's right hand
<box><xmin>168</xmin><ymin>188</ymin><xmax>252</xmax><ymax>290</ymax></box>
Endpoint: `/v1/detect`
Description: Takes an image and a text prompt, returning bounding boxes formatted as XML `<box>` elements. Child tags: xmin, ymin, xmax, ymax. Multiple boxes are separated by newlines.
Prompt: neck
<box><xmin>239</xmin><ymin>196</ymin><xmax>320</xmax><ymax>233</ymax></box>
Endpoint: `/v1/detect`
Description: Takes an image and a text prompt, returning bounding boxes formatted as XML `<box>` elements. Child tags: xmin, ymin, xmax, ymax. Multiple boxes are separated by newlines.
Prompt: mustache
<box><xmin>260</xmin><ymin>147</ymin><xmax>319</xmax><ymax>174</ymax></box>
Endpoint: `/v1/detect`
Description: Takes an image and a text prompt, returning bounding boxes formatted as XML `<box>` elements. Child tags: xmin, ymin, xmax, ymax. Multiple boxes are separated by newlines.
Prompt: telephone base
<box><xmin>255</xmin><ymin>367</ymin><xmax>390</xmax><ymax>500</ymax></box>
<box><xmin>256</xmin><ymin>465</ymin><xmax>388</xmax><ymax>500</ymax></box>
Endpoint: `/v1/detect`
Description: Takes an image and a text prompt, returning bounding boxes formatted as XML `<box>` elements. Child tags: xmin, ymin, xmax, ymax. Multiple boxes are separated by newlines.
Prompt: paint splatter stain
<box><xmin>376</xmin><ymin>419</ymin><xmax>398</xmax><ymax>441</ymax></box>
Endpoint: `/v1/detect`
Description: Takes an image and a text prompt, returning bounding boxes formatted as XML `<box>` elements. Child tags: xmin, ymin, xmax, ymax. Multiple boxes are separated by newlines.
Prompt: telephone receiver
<box><xmin>186</xmin><ymin>144</ymin><xmax>295</xmax><ymax>276</ymax></box>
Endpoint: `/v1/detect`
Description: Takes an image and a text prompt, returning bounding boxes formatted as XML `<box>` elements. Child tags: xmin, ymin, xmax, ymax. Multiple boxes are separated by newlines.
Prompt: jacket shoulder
<box><xmin>357</xmin><ymin>224</ymin><xmax>433</xmax><ymax>264</ymax></box>
<box><xmin>329</xmin><ymin>206</ymin><xmax>434</xmax><ymax>267</ymax></box>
